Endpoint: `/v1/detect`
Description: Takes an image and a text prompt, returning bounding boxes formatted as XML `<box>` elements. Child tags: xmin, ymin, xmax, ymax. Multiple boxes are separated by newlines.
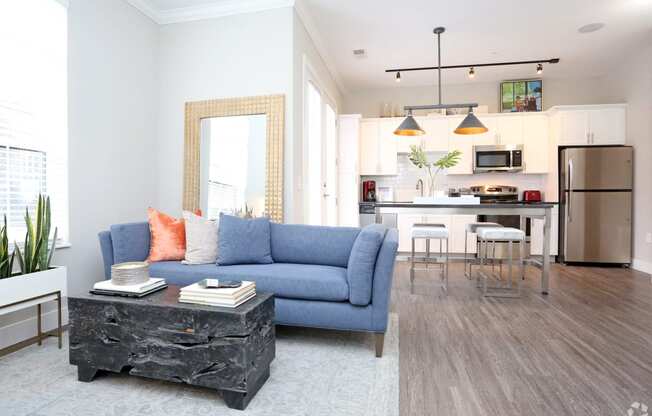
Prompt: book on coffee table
<box><xmin>91</xmin><ymin>278</ymin><xmax>167</xmax><ymax>298</ymax></box>
<box><xmin>179</xmin><ymin>281</ymin><xmax>256</xmax><ymax>308</ymax></box>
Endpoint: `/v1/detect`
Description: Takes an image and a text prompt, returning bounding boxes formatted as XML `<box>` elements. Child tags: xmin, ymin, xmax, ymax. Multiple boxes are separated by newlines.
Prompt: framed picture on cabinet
<box><xmin>500</xmin><ymin>79</ymin><xmax>542</xmax><ymax>112</ymax></box>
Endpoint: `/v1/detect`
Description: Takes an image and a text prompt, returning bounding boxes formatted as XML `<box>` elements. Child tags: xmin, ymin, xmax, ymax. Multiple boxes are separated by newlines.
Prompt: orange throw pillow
<box><xmin>146</xmin><ymin>208</ymin><xmax>201</xmax><ymax>262</ymax></box>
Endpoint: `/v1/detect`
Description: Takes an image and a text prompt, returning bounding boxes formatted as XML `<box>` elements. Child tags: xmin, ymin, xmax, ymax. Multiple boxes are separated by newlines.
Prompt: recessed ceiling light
<box><xmin>578</xmin><ymin>23</ymin><xmax>605</xmax><ymax>34</ymax></box>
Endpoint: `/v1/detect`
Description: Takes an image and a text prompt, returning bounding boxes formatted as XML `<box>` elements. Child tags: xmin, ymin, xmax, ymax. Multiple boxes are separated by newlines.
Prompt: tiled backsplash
<box><xmin>361</xmin><ymin>153</ymin><xmax>548</xmax><ymax>202</ymax></box>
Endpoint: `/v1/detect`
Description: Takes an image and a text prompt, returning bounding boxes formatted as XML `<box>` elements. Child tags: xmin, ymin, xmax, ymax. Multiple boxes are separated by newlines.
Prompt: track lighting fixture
<box><xmin>537</xmin><ymin>63</ymin><xmax>543</xmax><ymax>74</ymax></box>
<box><xmin>468</xmin><ymin>67</ymin><xmax>475</xmax><ymax>79</ymax></box>
<box><xmin>395</xmin><ymin>71</ymin><xmax>401</xmax><ymax>82</ymax></box>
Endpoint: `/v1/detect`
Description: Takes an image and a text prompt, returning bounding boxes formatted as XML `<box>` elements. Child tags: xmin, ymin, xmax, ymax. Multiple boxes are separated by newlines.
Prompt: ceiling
<box><xmin>129</xmin><ymin>0</ymin><xmax>652</xmax><ymax>90</ymax></box>
<box><xmin>302</xmin><ymin>0</ymin><xmax>652</xmax><ymax>90</ymax></box>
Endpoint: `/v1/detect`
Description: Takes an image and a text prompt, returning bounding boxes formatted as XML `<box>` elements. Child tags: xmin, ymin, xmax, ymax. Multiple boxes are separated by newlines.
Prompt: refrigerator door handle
<box><xmin>568</xmin><ymin>158</ymin><xmax>573</xmax><ymax>223</ymax></box>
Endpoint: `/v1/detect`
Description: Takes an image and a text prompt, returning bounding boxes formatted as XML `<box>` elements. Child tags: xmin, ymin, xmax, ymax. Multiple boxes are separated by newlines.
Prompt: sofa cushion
<box><xmin>347</xmin><ymin>224</ymin><xmax>386</xmax><ymax>306</ymax></box>
<box><xmin>270</xmin><ymin>223</ymin><xmax>360</xmax><ymax>267</ymax></box>
<box><xmin>217</xmin><ymin>214</ymin><xmax>273</xmax><ymax>265</ymax></box>
<box><xmin>148</xmin><ymin>262</ymin><xmax>349</xmax><ymax>302</ymax></box>
<box><xmin>110</xmin><ymin>222</ymin><xmax>150</xmax><ymax>264</ymax></box>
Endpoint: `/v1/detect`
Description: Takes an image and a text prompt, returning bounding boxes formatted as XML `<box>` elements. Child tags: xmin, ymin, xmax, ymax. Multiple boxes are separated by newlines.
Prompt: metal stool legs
<box><xmin>410</xmin><ymin>236</ymin><xmax>448</xmax><ymax>292</ymax></box>
<box><xmin>478</xmin><ymin>237</ymin><xmax>523</xmax><ymax>298</ymax></box>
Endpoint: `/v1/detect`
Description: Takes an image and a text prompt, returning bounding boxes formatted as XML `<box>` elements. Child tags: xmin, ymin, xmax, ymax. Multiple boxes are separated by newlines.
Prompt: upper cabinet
<box><xmin>447</xmin><ymin>116</ymin><xmax>474</xmax><ymax>175</ymax></box>
<box><xmin>552</xmin><ymin>105</ymin><xmax>626</xmax><ymax>146</ymax></box>
<box><xmin>495</xmin><ymin>116</ymin><xmax>524</xmax><ymax>145</ymax></box>
<box><xmin>359</xmin><ymin>119</ymin><xmax>397</xmax><ymax>175</ymax></box>
<box><xmin>523</xmin><ymin>115</ymin><xmax>549</xmax><ymax>174</ymax></box>
<box><xmin>421</xmin><ymin>117</ymin><xmax>449</xmax><ymax>152</ymax></box>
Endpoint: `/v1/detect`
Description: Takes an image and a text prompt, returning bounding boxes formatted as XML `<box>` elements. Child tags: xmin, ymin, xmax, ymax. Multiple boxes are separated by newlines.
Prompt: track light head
<box><xmin>536</xmin><ymin>63</ymin><xmax>543</xmax><ymax>74</ymax></box>
<box><xmin>396</xmin><ymin>71</ymin><xmax>401</xmax><ymax>82</ymax></box>
<box><xmin>468</xmin><ymin>67</ymin><xmax>475</xmax><ymax>79</ymax></box>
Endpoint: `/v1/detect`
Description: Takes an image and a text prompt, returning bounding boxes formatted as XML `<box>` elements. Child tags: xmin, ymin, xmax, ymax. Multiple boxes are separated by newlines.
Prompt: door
<box><xmin>588</xmin><ymin>108</ymin><xmax>626</xmax><ymax>145</ymax></box>
<box><xmin>305</xmin><ymin>79</ymin><xmax>338</xmax><ymax>225</ymax></box>
<box><xmin>323</xmin><ymin>103</ymin><xmax>338</xmax><ymax>226</ymax></box>
<box><xmin>562</xmin><ymin>147</ymin><xmax>633</xmax><ymax>191</ymax></box>
<box><xmin>558</xmin><ymin>111</ymin><xmax>589</xmax><ymax>145</ymax></box>
<box><xmin>564</xmin><ymin>192</ymin><xmax>632</xmax><ymax>262</ymax></box>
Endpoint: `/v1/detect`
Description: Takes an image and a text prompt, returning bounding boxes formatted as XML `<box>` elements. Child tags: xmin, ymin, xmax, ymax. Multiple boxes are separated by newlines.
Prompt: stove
<box><xmin>471</xmin><ymin>185</ymin><xmax>531</xmax><ymax>258</ymax></box>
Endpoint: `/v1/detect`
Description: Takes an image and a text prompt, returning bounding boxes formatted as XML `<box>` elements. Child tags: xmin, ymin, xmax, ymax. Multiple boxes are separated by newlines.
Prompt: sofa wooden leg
<box><xmin>375</xmin><ymin>333</ymin><xmax>385</xmax><ymax>358</ymax></box>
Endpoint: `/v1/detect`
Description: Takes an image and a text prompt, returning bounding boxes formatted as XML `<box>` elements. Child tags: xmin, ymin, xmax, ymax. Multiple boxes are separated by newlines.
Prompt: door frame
<box><xmin>302</xmin><ymin>54</ymin><xmax>339</xmax><ymax>225</ymax></box>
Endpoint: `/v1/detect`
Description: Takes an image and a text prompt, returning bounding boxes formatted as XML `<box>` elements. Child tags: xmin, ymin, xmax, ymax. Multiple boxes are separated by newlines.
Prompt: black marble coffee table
<box><xmin>68</xmin><ymin>286</ymin><xmax>275</xmax><ymax>410</ymax></box>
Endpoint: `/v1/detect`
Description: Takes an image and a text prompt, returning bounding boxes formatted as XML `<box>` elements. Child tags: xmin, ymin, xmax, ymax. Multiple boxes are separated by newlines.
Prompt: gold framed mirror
<box><xmin>183</xmin><ymin>95</ymin><xmax>284</xmax><ymax>222</ymax></box>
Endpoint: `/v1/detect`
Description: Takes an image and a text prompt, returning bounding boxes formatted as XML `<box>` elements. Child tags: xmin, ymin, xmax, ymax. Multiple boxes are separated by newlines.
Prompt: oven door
<box><xmin>473</xmin><ymin>150</ymin><xmax>512</xmax><ymax>172</ymax></box>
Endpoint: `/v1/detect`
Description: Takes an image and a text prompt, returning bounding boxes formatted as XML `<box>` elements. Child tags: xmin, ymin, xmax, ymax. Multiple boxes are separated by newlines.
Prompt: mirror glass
<box><xmin>199</xmin><ymin>114</ymin><xmax>267</xmax><ymax>220</ymax></box>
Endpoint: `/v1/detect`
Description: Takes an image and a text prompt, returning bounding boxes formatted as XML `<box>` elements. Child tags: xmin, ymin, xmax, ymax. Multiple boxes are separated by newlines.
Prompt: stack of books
<box><xmin>179</xmin><ymin>281</ymin><xmax>256</xmax><ymax>308</ymax></box>
<box><xmin>91</xmin><ymin>278</ymin><xmax>167</xmax><ymax>298</ymax></box>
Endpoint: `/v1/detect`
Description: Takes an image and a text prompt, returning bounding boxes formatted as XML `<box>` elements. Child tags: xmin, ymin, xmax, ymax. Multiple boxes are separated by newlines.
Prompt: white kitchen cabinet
<box><xmin>359</xmin><ymin>119</ymin><xmax>397</xmax><ymax>175</ymax></box>
<box><xmin>422</xmin><ymin>117</ymin><xmax>449</xmax><ymax>152</ymax></box>
<box><xmin>553</xmin><ymin>105</ymin><xmax>626</xmax><ymax>146</ymax></box>
<box><xmin>359</xmin><ymin>120</ymin><xmax>379</xmax><ymax>175</ymax></box>
<box><xmin>447</xmin><ymin>116</ymin><xmax>474</xmax><ymax>175</ymax></box>
<box><xmin>523</xmin><ymin>115</ymin><xmax>549</xmax><ymax>174</ymax></box>
<box><xmin>394</xmin><ymin>117</ymin><xmax>422</xmax><ymax>153</ymax></box>
<box><xmin>337</xmin><ymin>172</ymin><xmax>359</xmax><ymax>227</ymax></box>
<box><xmin>530</xmin><ymin>206</ymin><xmax>559</xmax><ymax>256</ymax></box>
<box><xmin>496</xmin><ymin>116</ymin><xmax>524</xmax><ymax>145</ymax></box>
<box><xmin>472</xmin><ymin>115</ymin><xmax>497</xmax><ymax>145</ymax></box>
<box><xmin>397</xmin><ymin>214</ymin><xmax>426</xmax><ymax>253</ymax></box>
<box><xmin>588</xmin><ymin>107</ymin><xmax>626</xmax><ymax>145</ymax></box>
<box><xmin>337</xmin><ymin>115</ymin><xmax>360</xmax><ymax>174</ymax></box>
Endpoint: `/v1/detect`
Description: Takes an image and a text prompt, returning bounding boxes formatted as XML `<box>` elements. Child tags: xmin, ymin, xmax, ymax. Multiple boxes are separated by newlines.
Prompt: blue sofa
<box><xmin>98</xmin><ymin>222</ymin><xmax>398</xmax><ymax>356</ymax></box>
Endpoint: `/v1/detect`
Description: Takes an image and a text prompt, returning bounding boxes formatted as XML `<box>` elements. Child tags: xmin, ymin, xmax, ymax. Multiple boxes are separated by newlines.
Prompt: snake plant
<box><xmin>0</xmin><ymin>215</ymin><xmax>15</xmax><ymax>279</ymax></box>
<box><xmin>14</xmin><ymin>195</ymin><xmax>58</xmax><ymax>274</ymax></box>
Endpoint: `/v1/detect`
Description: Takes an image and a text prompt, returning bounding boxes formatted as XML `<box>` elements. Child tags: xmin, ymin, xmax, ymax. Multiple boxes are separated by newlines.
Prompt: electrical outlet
<box><xmin>646</xmin><ymin>232</ymin><xmax>652</xmax><ymax>244</ymax></box>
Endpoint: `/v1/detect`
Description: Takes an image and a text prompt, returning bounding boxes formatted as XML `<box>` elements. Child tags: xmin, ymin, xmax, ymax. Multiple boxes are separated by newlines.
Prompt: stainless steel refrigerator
<box><xmin>559</xmin><ymin>146</ymin><xmax>633</xmax><ymax>264</ymax></box>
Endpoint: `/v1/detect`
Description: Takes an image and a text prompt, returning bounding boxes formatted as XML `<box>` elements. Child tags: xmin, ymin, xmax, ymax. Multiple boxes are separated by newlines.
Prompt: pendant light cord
<box><xmin>437</xmin><ymin>30</ymin><xmax>442</xmax><ymax>105</ymax></box>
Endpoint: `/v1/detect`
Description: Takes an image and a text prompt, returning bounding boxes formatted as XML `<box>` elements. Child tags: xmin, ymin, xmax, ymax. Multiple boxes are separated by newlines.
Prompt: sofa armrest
<box><xmin>98</xmin><ymin>231</ymin><xmax>114</xmax><ymax>279</ymax></box>
<box><xmin>370</xmin><ymin>228</ymin><xmax>398</xmax><ymax>332</ymax></box>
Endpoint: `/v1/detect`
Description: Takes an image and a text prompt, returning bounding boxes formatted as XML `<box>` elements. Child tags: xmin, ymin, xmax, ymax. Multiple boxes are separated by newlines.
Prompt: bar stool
<box><xmin>476</xmin><ymin>227</ymin><xmax>525</xmax><ymax>298</ymax></box>
<box><xmin>410</xmin><ymin>224</ymin><xmax>449</xmax><ymax>292</ymax></box>
<box><xmin>464</xmin><ymin>222</ymin><xmax>503</xmax><ymax>279</ymax></box>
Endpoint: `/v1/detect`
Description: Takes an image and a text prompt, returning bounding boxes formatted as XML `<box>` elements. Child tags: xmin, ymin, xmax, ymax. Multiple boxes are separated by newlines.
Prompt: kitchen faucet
<box><xmin>416</xmin><ymin>179</ymin><xmax>424</xmax><ymax>197</ymax></box>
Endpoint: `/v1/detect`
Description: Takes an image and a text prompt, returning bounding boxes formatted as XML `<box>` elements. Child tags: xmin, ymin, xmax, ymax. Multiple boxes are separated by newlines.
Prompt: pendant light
<box><xmin>393</xmin><ymin>110</ymin><xmax>424</xmax><ymax>136</ymax></box>
<box><xmin>394</xmin><ymin>27</ymin><xmax>487</xmax><ymax>136</ymax></box>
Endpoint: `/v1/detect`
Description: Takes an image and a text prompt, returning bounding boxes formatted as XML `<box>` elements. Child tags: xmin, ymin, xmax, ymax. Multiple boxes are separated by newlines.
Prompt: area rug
<box><xmin>0</xmin><ymin>314</ymin><xmax>398</xmax><ymax>416</ymax></box>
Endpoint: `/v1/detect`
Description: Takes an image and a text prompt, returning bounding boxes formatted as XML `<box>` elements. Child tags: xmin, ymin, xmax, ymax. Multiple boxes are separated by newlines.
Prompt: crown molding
<box><xmin>293</xmin><ymin>0</ymin><xmax>347</xmax><ymax>95</ymax></box>
<box><xmin>126</xmin><ymin>0</ymin><xmax>295</xmax><ymax>24</ymax></box>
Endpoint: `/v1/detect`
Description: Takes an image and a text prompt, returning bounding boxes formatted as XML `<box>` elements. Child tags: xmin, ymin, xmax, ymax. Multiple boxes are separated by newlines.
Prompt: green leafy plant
<box><xmin>408</xmin><ymin>145</ymin><xmax>462</xmax><ymax>196</ymax></box>
<box><xmin>14</xmin><ymin>195</ymin><xmax>58</xmax><ymax>275</ymax></box>
<box><xmin>0</xmin><ymin>215</ymin><xmax>15</xmax><ymax>279</ymax></box>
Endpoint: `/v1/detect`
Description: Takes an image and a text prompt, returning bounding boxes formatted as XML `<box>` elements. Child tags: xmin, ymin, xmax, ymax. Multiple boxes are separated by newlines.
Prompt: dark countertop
<box><xmin>362</xmin><ymin>201</ymin><xmax>558</xmax><ymax>208</ymax></box>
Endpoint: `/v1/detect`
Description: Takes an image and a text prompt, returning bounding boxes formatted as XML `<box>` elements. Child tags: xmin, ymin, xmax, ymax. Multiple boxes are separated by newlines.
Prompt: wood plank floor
<box><xmin>391</xmin><ymin>260</ymin><xmax>652</xmax><ymax>416</ymax></box>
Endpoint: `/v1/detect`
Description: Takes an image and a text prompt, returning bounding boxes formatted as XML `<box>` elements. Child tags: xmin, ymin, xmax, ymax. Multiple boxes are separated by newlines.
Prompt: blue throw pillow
<box><xmin>217</xmin><ymin>214</ymin><xmax>273</xmax><ymax>265</ymax></box>
<box><xmin>347</xmin><ymin>224</ymin><xmax>386</xmax><ymax>306</ymax></box>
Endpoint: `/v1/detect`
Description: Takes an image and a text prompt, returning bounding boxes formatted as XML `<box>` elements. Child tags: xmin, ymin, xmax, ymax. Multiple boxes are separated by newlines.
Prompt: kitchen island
<box><xmin>374</xmin><ymin>202</ymin><xmax>555</xmax><ymax>295</ymax></box>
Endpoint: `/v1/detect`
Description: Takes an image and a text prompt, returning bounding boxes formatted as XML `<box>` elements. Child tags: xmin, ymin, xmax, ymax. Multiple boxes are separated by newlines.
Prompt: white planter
<box><xmin>0</xmin><ymin>266</ymin><xmax>67</xmax><ymax>315</ymax></box>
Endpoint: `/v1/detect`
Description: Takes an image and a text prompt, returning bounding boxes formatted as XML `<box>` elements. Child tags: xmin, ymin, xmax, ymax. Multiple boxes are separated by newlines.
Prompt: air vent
<box><xmin>353</xmin><ymin>49</ymin><xmax>366</xmax><ymax>58</ymax></box>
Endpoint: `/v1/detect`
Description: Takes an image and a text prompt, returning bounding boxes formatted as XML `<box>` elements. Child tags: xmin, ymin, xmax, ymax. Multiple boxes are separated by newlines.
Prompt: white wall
<box><xmin>343</xmin><ymin>76</ymin><xmax>613</xmax><ymax>117</ymax></box>
<box><xmin>155</xmin><ymin>8</ymin><xmax>294</xmax><ymax>220</ymax></box>
<box><xmin>292</xmin><ymin>9</ymin><xmax>342</xmax><ymax>223</ymax></box>
<box><xmin>601</xmin><ymin>41</ymin><xmax>652</xmax><ymax>274</ymax></box>
<box><xmin>0</xmin><ymin>0</ymin><xmax>159</xmax><ymax>349</ymax></box>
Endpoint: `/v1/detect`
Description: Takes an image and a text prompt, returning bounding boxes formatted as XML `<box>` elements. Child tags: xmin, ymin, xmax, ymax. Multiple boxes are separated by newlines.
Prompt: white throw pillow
<box><xmin>182</xmin><ymin>211</ymin><xmax>219</xmax><ymax>265</ymax></box>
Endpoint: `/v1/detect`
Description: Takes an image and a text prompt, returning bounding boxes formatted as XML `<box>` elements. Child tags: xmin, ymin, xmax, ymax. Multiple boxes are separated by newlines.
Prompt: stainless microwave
<box><xmin>473</xmin><ymin>144</ymin><xmax>524</xmax><ymax>173</ymax></box>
